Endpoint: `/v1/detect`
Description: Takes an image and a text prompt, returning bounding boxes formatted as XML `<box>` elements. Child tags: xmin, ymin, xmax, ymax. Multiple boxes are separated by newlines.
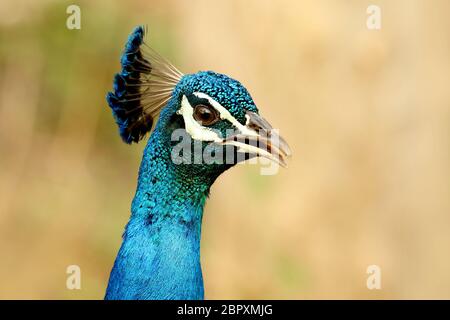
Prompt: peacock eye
<box><xmin>193</xmin><ymin>104</ymin><xmax>219</xmax><ymax>126</ymax></box>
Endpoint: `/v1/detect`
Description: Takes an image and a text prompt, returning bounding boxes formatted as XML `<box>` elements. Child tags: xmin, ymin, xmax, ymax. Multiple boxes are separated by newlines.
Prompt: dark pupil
<box><xmin>198</xmin><ymin>107</ymin><xmax>211</xmax><ymax>120</ymax></box>
<box><xmin>194</xmin><ymin>105</ymin><xmax>216</xmax><ymax>124</ymax></box>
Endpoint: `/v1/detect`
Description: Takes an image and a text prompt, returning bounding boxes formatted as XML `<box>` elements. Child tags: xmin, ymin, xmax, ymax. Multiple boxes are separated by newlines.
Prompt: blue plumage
<box><xmin>105</xmin><ymin>26</ymin><xmax>290</xmax><ymax>300</ymax></box>
<box><xmin>105</xmin><ymin>93</ymin><xmax>211</xmax><ymax>300</ymax></box>
<box><xmin>106</xmin><ymin>26</ymin><xmax>153</xmax><ymax>144</ymax></box>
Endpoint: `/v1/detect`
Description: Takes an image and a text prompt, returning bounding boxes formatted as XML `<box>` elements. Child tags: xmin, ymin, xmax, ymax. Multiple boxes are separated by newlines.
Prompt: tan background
<box><xmin>0</xmin><ymin>0</ymin><xmax>449</xmax><ymax>299</ymax></box>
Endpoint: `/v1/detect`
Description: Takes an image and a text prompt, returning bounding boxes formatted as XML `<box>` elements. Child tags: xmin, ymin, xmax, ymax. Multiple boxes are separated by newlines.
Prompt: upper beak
<box><xmin>221</xmin><ymin>111</ymin><xmax>292</xmax><ymax>167</ymax></box>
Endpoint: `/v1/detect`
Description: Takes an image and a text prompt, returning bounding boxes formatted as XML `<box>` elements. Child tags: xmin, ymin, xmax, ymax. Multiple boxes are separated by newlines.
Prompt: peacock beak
<box><xmin>221</xmin><ymin>111</ymin><xmax>292</xmax><ymax>167</ymax></box>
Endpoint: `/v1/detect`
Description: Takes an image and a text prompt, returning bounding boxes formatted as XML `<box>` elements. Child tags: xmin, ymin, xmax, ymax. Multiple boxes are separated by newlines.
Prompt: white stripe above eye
<box><xmin>193</xmin><ymin>92</ymin><xmax>258</xmax><ymax>137</ymax></box>
<box><xmin>177</xmin><ymin>92</ymin><xmax>258</xmax><ymax>142</ymax></box>
<box><xmin>178</xmin><ymin>95</ymin><xmax>223</xmax><ymax>142</ymax></box>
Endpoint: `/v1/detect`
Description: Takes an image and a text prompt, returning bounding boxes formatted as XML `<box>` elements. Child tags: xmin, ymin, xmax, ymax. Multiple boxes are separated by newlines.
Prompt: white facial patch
<box><xmin>176</xmin><ymin>92</ymin><xmax>286</xmax><ymax>167</ymax></box>
<box><xmin>177</xmin><ymin>92</ymin><xmax>258</xmax><ymax>142</ymax></box>
<box><xmin>177</xmin><ymin>95</ymin><xmax>222</xmax><ymax>142</ymax></box>
<box><xmin>193</xmin><ymin>92</ymin><xmax>258</xmax><ymax>137</ymax></box>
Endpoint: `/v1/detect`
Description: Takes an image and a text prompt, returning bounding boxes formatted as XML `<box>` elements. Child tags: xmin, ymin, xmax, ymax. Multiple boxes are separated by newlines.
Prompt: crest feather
<box><xmin>106</xmin><ymin>26</ymin><xmax>183</xmax><ymax>144</ymax></box>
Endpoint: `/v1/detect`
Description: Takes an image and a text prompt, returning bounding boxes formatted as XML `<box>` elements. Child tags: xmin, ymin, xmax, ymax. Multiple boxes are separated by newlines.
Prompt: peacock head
<box><xmin>107</xmin><ymin>26</ymin><xmax>291</xmax><ymax>179</ymax></box>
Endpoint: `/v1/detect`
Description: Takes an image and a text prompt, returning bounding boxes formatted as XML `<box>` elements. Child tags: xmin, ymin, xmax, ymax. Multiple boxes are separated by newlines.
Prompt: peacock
<box><xmin>104</xmin><ymin>26</ymin><xmax>291</xmax><ymax>300</ymax></box>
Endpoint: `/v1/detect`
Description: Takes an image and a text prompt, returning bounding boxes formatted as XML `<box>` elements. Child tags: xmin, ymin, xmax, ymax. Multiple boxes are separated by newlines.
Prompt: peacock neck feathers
<box><xmin>105</xmin><ymin>101</ymin><xmax>221</xmax><ymax>300</ymax></box>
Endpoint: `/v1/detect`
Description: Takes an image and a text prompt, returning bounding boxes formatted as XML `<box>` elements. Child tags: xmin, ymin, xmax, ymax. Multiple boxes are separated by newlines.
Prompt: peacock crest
<box><xmin>106</xmin><ymin>26</ymin><xmax>183</xmax><ymax>144</ymax></box>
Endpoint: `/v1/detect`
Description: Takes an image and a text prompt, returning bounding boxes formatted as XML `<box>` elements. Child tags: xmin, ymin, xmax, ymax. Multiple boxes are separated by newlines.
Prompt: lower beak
<box><xmin>221</xmin><ymin>111</ymin><xmax>292</xmax><ymax>167</ymax></box>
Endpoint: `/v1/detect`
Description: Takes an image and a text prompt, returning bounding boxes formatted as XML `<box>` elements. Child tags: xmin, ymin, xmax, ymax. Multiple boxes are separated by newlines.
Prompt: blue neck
<box><xmin>105</xmin><ymin>120</ymin><xmax>215</xmax><ymax>300</ymax></box>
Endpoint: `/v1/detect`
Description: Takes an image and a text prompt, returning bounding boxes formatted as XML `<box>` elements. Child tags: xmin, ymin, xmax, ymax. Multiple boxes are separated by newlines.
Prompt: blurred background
<box><xmin>0</xmin><ymin>0</ymin><xmax>449</xmax><ymax>299</ymax></box>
